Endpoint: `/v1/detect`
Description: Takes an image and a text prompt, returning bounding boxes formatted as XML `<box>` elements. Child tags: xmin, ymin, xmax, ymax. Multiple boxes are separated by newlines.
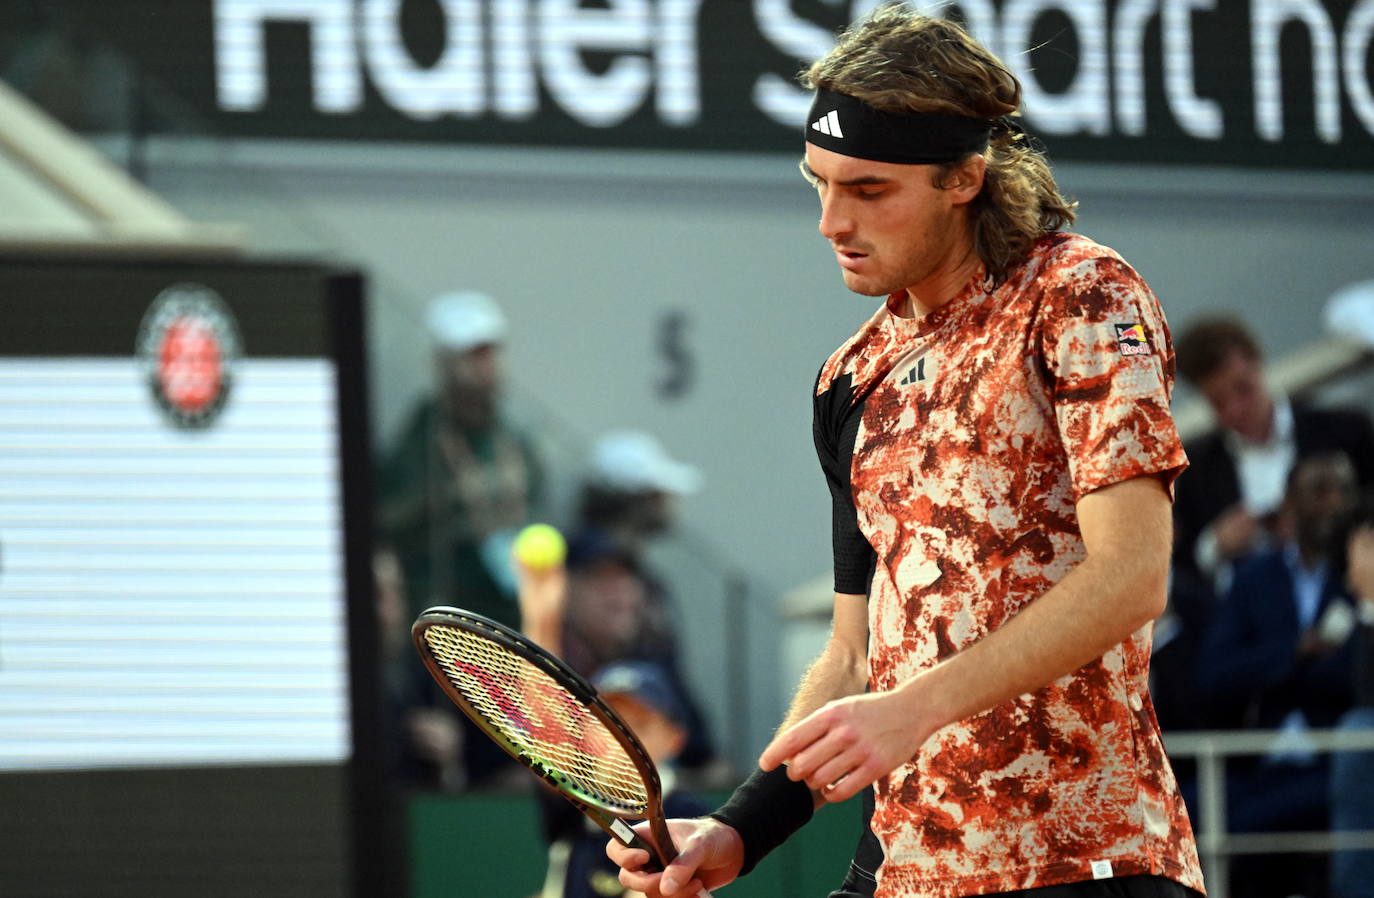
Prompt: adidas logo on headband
<box><xmin>811</xmin><ymin>109</ymin><xmax>844</xmax><ymax>138</ymax></box>
<box><xmin>805</xmin><ymin>88</ymin><xmax>994</xmax><ymax>164</ymax></box>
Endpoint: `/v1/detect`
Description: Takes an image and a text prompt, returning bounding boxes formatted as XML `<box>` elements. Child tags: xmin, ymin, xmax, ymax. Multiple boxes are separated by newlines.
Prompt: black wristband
<box><xmin>707</xmin><ymin>766</ymin><xmax>815</xmax><ymax>876</ymax></box>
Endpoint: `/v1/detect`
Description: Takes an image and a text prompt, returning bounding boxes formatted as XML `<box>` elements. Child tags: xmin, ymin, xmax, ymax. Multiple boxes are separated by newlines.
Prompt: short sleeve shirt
<box><xmin>813</xmin><ymin>232</ymin><xmax>1203</xmax><ymax>897</ymax></box>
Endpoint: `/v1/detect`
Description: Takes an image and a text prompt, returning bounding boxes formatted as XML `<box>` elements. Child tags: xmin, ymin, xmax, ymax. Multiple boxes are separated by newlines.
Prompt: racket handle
<box><xmin>609</xmin><ymin>820</ymin><xmax>660</xmax><ymax>860</ymax></box>
<box><xmin>609</xmin><ymin>819</ymin><xmax>712</xmax><ymax>896</ymax></box>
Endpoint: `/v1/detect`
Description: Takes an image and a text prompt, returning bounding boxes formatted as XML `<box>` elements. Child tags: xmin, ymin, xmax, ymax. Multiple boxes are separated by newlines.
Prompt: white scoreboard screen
<box><xmin>0</xmin><ymin>355</ymin><xmax>349</xmax><ymax>768</ymax></box>
<box><xmin>0</xmin><ymin>256</ymin><xmax>379</xmax><ymax>898</ymax></box>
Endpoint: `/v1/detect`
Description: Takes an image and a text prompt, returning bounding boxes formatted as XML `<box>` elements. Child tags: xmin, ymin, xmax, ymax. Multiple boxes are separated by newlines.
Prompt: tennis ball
<box><xmin>512</xmin><ymin>523</ymin><xmax>567</xmax><ymax>571</ymax></box>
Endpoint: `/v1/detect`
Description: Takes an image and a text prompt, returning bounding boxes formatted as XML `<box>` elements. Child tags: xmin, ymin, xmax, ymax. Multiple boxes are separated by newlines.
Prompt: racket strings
<box><xmin>423</xmin><ymin>625</ymin><xmax>650</xmax><ymax>814</ymax></box>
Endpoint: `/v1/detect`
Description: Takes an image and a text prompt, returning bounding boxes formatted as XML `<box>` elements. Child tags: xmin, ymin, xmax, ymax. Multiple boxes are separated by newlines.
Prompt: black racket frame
<box><xmin>412</xmin><ymin>605</ymin><xmax>678</xmax><ymax>869</ymax></box>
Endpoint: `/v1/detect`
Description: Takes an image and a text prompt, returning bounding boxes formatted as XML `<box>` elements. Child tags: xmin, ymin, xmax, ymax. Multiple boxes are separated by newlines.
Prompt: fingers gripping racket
<box><xmin>412</xmin><ymin>607</ymin><xmax>712</xmax><ymax>896</ymax></box>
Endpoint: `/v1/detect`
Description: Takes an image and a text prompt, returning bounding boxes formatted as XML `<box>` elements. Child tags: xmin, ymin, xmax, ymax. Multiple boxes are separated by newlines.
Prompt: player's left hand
<box><xmin>759</xmin><ymin>689</ymin><xmax>933</xmax><ymax>803</ymax></box>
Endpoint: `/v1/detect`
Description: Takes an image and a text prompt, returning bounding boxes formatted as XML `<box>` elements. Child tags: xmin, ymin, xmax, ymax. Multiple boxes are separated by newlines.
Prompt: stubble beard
<box><xmin>842</xmin><ymin>275</ymin><xmax>890</xmax><ymax>298</ymax></box>
<box><xmin>841</xmin><ymin>259</ymin><xmax>932</xmax><ymax>300</ymax></box>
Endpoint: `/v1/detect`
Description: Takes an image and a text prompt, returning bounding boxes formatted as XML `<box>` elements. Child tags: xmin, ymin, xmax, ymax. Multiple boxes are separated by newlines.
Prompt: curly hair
<box><xmin>802</xmin><ymin>5</ymin><xmax>1077</xmax><ymax>285</ymax></box>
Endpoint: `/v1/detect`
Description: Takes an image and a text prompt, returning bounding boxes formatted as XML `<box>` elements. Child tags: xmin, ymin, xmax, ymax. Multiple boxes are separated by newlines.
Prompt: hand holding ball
<box><xmin>512</xmin><ymin>524</ymin><xmax>569</xmax><ymax>646</ymax></box>
<box><xmin>512</xmin><ymin>523</ymin><xmax>567</xmax><ymax>571</ymax></box>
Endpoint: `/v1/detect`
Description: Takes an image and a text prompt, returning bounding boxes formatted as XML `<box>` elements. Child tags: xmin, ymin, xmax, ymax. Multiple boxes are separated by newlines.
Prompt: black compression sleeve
<box><xmin>707</xmin><ymin>766</ymin><xmax>815</xmax><ymax>876</ymax></box>
<box><xmin>813</xmin><ymin>371</ymin><xmax>876</xmax><ymax>595</ymax></box>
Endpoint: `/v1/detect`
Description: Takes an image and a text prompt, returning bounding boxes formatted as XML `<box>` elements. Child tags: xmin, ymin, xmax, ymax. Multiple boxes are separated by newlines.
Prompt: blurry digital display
<box><xmin>0</xmin><ymin>262</ymin><xmax>357</xmax><ymax>771</ymax></box>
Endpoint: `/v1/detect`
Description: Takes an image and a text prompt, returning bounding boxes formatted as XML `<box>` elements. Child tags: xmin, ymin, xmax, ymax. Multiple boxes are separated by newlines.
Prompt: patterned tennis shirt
<box><xmin>813</xmin><ymin>232</ymin><xmax>1204</xmax><ymax>897</ymax></box>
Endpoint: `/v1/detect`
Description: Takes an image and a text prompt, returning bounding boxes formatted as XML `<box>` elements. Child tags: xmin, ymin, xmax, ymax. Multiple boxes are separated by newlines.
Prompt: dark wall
<box><xmin>0</xmin><ymin>765</ymin><xmax>350</xmax><ymax>898</ymax></box>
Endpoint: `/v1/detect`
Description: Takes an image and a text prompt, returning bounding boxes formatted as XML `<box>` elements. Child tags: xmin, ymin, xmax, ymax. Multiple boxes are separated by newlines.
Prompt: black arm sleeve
<box><xmin>707</xmin><ymin>766</ymin><xmax>815</xmax><ymax>876</ymax></box>
<box><xmin>813</xmin><ymin>370</ymin><xmax>877</xmax><ymax>595</ymax></box>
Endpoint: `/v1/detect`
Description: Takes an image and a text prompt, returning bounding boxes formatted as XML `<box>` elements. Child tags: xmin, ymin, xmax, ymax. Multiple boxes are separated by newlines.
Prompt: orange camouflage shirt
<box><xmin>813</xmin><ymin>232</ymin><xmax>1204</xmax><ymax>897</ymax></box>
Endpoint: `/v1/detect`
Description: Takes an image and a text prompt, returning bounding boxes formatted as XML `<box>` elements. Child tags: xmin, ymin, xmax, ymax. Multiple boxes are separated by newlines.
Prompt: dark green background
<box><xmin>409</xmin><ymin>789</ymin><xmax>864</xmax><ymax>897</ymax></box>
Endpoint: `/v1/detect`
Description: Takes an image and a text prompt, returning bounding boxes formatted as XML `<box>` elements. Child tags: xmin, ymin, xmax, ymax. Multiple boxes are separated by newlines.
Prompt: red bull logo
<box><xmin>1114</xmin><ymin>323</ymin><xmax>1150</xmax><ymax>356</ymax></box>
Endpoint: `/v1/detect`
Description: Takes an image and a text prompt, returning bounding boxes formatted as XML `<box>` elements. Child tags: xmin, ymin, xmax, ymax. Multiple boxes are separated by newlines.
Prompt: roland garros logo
<box><xmin>137</xmin><ymin>284</ymin><xmax>241</xmax><ymax>429</ymax></box>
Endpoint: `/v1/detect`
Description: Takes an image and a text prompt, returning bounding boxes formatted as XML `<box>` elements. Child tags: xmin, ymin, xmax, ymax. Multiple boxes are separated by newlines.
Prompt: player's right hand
<box><xmin>608</xmin><ymin>818</ymin><xmax>744</xmax><ymax>897</ymax></box>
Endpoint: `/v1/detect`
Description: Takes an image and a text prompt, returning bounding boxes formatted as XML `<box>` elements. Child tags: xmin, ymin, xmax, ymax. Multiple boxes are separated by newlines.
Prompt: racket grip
<box><xmin>610</xmin><ymin>820</ymin><xmax>712</xmax><ymax>896</ymax></box>
<box><xmin>609</xmin><ymin>820</ymin><xmax>666</xmax><ymax>869</ymax></box>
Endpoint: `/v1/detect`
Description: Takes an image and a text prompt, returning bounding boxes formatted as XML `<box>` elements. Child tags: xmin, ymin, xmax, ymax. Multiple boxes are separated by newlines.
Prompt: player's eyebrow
<box><xmin>798</xmin><ymin>159</ymin><xmax>892</xmax><ymax>187</ymax></box>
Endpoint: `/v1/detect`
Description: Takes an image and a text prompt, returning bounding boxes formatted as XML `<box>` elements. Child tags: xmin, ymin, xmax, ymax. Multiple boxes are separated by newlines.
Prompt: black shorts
<box><xmin>827</xmin><ymin>873</ymin><xmax>1201</xmax><ymax>898</ymax></box>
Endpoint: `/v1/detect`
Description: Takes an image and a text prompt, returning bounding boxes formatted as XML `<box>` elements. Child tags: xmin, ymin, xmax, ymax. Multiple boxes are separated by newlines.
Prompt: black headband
<box><xmin>804</xmin><ymin>88</ymin><xmax>994</xmax><ymax>165</ymax></box>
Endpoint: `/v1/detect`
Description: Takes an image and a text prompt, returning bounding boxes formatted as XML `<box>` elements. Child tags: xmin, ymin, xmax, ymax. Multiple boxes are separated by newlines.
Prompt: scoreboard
<box><xmin>0</xmin><ymin>255</ymin><xmax>380</xmax><ymax>897</ymax></box>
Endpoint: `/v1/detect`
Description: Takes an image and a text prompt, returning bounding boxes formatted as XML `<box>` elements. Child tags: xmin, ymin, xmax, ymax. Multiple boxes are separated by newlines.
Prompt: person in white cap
<box><xmin>424</xmin><ymin>290</ymin><xmax>509</xmax><ymax>433</ymax></box>
<box><xmin>568</xmin><ymin>430</ymin><xmax>715</xmax><ymax>772</ymax></box>
<box><xmin>376</xmin><ymin>291</ymin><xmax>545</xmax><ymax>785</ymax></box>
<box><xmin>577</xmin><ymin>430</ymin><xmax>703</xmax><ymax>551</ymax></box>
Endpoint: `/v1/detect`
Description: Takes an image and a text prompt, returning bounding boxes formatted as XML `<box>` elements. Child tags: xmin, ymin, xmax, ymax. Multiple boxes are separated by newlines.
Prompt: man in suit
<box><xmin>1197</xmin><ymin>452</ymin><xmax>1363</xmax><ymax>897</ymax></box>
<box><xmin>1331</xmin><ymin>499</ymin><xmax>1374</xmax><ymax>898</ymax></box>
<box><xmin>1198</xmin><ymin>452</ymin><xmax>1360</xmax><ymax>735</ymax></box>
<box><xmin>1173</xmin><ymin>316</ymin><xmax>1374</xmax><ymax>587</ymax></box>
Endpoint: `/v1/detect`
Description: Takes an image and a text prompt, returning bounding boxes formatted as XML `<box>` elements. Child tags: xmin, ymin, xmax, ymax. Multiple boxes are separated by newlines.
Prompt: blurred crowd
<box><xmin>1153</xmin><ymin>315</ymin><xmax>1374</xmax><ymax>898</ymax></box>
<box><xmin>371</xmin><ymin>292</ymin><xmax>716</xmax><ymax>897</ymax></box>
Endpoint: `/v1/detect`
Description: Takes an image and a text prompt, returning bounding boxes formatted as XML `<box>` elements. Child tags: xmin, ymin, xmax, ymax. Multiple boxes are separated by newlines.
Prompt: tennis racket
<box><xmin>412</xmin><ymin>606</ymin><xmax>713</xmax><ymax>897</ymax></box>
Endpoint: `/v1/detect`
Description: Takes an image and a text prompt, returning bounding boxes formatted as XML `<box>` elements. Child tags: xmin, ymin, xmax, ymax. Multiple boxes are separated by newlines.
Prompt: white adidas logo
<box><xmin>811</xmin><ymin>109</ymin><xmax>844</xmax><ymax>138</ymax></box>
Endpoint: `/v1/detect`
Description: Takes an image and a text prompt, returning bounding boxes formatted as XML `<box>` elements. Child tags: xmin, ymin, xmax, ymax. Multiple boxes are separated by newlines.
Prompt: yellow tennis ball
<box><xmin>512</xmin><ymin>523</ymin><xmax>567</xmax><ymax>570</ymax></box>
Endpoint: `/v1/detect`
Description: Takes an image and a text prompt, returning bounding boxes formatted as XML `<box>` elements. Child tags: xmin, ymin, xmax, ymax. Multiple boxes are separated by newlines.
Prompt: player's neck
<box><xmin>898</xmin><ymin>246</ymin><xmax>983</xmax><ymax>319</ymax></box>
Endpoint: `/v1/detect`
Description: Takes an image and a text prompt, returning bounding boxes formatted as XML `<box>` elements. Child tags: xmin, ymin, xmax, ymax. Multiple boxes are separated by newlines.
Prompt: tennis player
<box><xmin>609</xmin><ymin>7</ymin><xmax>1205</xmax><ymax>898</ymax></box>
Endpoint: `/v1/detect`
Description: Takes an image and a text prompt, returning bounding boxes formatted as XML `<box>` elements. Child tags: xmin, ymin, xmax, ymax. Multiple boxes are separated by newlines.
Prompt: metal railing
<box><xmin>1164</xmin><ymin>727</ymin><xmax>1374</xmax><ymax>898</ymax></box>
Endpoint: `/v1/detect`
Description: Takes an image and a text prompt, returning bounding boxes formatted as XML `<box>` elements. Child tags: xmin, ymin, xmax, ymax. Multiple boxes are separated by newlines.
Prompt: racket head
<box><xmin>411</xmin><ymin>606</ymin><xmax>674</xmax><ymax>861</ymax></box>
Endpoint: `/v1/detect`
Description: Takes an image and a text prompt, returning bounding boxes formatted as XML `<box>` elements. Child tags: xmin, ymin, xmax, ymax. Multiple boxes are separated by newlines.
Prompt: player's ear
<box><xmin>942</xmin><ymin>154</ymin><xmax>986</xmax><ymax>205</ymax></box>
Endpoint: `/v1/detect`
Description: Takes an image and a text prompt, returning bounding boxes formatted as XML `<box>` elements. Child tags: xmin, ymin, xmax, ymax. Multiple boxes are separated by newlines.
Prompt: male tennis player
<box><xmin>610</xmin><ymin>7</ymin><xmax>1204</xmax><ymax>898</ymax></box>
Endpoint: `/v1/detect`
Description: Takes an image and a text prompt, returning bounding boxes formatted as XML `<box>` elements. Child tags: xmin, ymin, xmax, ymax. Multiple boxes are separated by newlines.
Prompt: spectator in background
<box><xmin>574</xmin><ymin>431</ymin><xmax>702</xmax><ymax>662</ymax></box>
<box><xmin>374</xmin><ymin>544</ymin><xmax>465</xmax><ymax>791</ymax></box>
<box><xmin>1149</xmin><ymin>568</ymin><xmax>1219</xmax><ymax>732</ymax></box>
<box><xmin>519</xmin><ymin>529</ymin><xmax>656</xmax><ymax>679</ymax></box>
<box><xmin>1199</xmin><ymin>451</ymin><xmax>1360</xmax><ymax>743</ymax></box>
<box><xmin>1173</xmin><ymin>316</ymin><xmax>1374</xmax><ymax>590</ymax></box>
<box><xmin>572</xmin><ymin>431</ymin><xmax>715</xmax><ymax>771</ymax></box>
<box><xmin>534</xmin><ymin>661</ymin><xmax>708</xmax><ymax>898</ymax></box>
<box><xmin>1197</xmin><ymin>452</ymin><xmax>1363</xmax><ymax>898</ymax></box>
<box><xmin>1331</xmin><ymin>496</ymin><xmax>1374</xmax><ymax>898</ymax></box>
<box><xmin>515</xmin><ymin>526</ymin><xmax>713</xmax><ymax>895</ymax></box>
<box><xmin>377</xmin><ymin>291</ymin><xmax>544</xmax><ymax>787</ymax></box>
<box><xmin>377</xmin><ymin>291</ymin><xmax>544</xmax><ymax>629</ymax></box>
<box><xmin>577</xmin><ymin>430</ymin><xmax>702</xmax><ymax>560</ymax></box>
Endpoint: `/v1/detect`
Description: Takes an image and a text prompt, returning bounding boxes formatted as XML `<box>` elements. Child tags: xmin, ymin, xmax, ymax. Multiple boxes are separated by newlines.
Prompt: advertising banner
<box><xmin>19</xmin><ymin>1</ymin><xmax>1374</xmax><ymax>168</ymax></box>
